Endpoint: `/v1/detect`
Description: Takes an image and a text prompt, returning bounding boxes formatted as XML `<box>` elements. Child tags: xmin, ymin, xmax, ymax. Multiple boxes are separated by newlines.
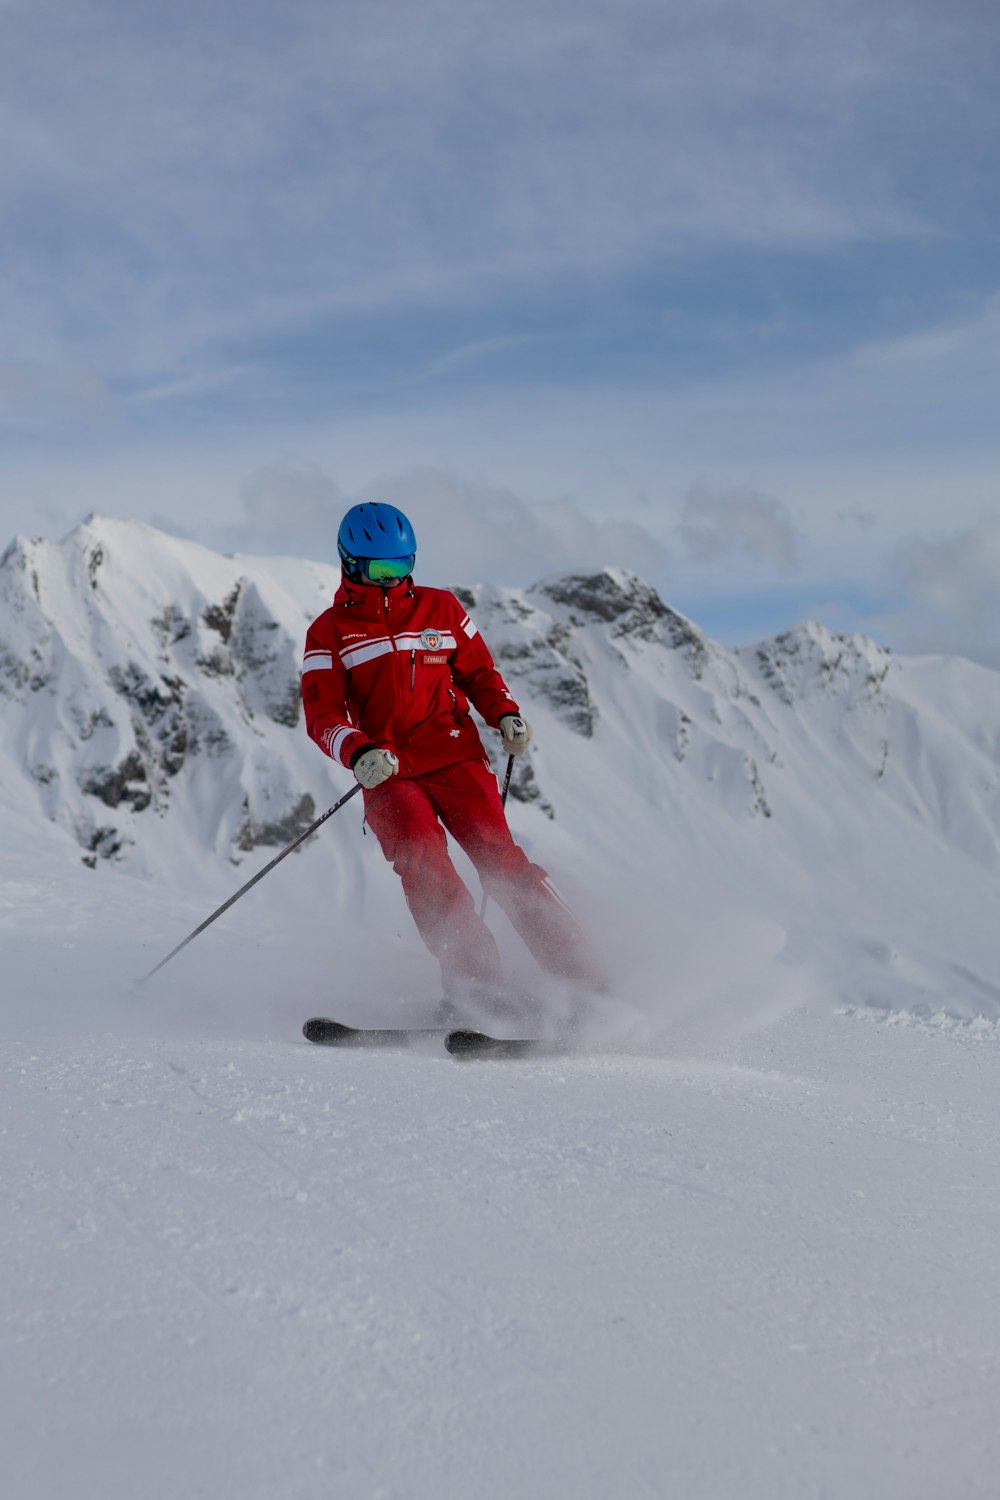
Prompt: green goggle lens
<box><xmin>365</xmin><ymin>555</ymin><xmax>415</xmax><ymax>582</ymax></box>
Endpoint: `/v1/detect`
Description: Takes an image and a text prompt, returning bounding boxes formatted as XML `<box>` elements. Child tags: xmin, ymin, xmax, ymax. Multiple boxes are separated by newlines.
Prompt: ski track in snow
<box><xmin>5</xmin><ymin>969</ymin><xmax>1000</xmax><ymax>1499</ymax></box>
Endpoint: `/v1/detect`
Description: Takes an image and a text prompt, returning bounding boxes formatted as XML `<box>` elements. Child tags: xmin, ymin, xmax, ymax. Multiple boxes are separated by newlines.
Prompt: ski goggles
<box><xmin>363</xmin><ymin>555</ymin><xmax>415</xmax><ymax>583</ymax></box>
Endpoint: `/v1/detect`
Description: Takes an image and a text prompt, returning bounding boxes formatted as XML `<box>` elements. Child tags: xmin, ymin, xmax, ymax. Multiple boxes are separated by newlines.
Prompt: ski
<box><xmin>303</xmin><ymin>1017</ymin><xmax>552</xmax><ymax>1057</ymax></box>
<box><xmin>302</xmin><ymin>1017</ymin><xmax>444</xmax><ymax>1047</ymax></box>
<box><xmin>444</xmin><ymin>1028</ymin><xmax>545</xmax><ymax>1058</ymax></box>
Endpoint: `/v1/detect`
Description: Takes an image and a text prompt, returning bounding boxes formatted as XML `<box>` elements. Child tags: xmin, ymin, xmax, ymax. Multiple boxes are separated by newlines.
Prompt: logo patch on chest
<box><xmin>420</xmin><ymin>629</ymin><xmax>445</xmax><ymax>650</ymax></box>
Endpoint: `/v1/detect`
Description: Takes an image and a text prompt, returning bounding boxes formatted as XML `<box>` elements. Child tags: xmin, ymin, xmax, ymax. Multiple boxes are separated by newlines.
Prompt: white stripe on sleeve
<box><xmin>321</xmin><ymin>724</ymin><xmax>358</xmax><ymax>761</ymax></box>
<box><xmin>301</xmin><ymin>651</ymin><xmax>334</xmax><ymax>674</ymax></box>
<box><xmin>329</xmin><ymin>725</ymin><xmax>357</xmax><ymax>761</ymax></box>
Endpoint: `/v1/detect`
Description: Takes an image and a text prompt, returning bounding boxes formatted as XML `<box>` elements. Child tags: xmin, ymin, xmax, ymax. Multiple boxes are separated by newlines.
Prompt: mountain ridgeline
<box><xmin>2</xmin><ymin>515</ymin><xmax>1000</xmax><ymax>1009</ymax></box>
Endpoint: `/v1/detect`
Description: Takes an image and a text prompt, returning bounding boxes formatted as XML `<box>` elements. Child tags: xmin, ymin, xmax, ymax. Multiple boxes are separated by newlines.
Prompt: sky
<box><xmin>1</xmin><ymin>0</ymin><xmax>999</xmax><ymax>659</ymax></box>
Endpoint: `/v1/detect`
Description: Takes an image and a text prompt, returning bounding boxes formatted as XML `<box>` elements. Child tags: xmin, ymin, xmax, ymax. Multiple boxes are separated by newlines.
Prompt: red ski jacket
<box><xmin>301</xmin><ymin>577</ymin><xmax>520</xmax><ymax>778</ymax></box>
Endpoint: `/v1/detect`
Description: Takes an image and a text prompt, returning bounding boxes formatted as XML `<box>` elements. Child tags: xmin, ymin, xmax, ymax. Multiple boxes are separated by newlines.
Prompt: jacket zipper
<box><xmin>383</xmin><ymin>590</ymin><xmax>403</xmax><ymax>747</ymax></box>
<box><xmin>410</xmin><ymin>649</ymin><xmax>416</xmax><ymax>690</ymax></box>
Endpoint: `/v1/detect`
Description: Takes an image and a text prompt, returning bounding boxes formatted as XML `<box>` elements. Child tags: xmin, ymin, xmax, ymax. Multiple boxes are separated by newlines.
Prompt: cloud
<box><xmin>219</xmin><ymin>465</ymin><xmax>670</xmax><ymax>588</ymax></box>
<box><xmin>424</xmin><ymin>336</ymin><xmax>537</xmax><ymax>379</ymax></box>
<box><xmin>2</xmin><ymin>0</ymin><xmax>997</xmax><ymax>666</ymax></box>
<box><xmin>2</xmin><ymin>0</ymin><xmax>993</xmax><ymax>395</ymax></box>
<box><xmin>0</xmin><ymin>362</ymin><xmax>110</xmax><ymax>429</ymax></box>
<box><xmin>896</xmin><ymin>522</ymin><xmax>1000</xmax><ymax>621</ymax></box>
<box><xmin>226</xmin><ymin>467</ymin><xmax>346</xmax><ymax>560</ymax></box>
<box><xmin>677</xmin><ymin>485</ymin><xmax>799</xmax><ymax>572</ymax></box>
<box><xmin>871</xmin><ymin>516</ymin><xmax>1000</xmax><ymax>666</ymax></box>
<box><xmin>838</xmin><ymin>509</ymin><xmax>877</xmax><ymax>530</ymax></box>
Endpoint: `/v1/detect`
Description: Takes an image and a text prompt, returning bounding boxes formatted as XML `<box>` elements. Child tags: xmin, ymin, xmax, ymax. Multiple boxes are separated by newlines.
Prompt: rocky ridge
<box><xmin>1</xmin><ymin>517</ymin><xmax>998</xmax><ymax>900</ymax></box>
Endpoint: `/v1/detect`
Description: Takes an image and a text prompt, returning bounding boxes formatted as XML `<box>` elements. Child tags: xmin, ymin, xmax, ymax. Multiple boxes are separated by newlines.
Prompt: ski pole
<box><xmin>499</xmin><ymin>752</ymin><xmax>515</xmax><ymax>806</ymax></box>
<box><xmin>138</xmin><ymin>782</ymin><xmax>363</xmax><ymax>984</ymax></box>
<box><xmin>479</xmin><ymin>754</ymin><xmax>515</xmax><ymax>919</ymax></box>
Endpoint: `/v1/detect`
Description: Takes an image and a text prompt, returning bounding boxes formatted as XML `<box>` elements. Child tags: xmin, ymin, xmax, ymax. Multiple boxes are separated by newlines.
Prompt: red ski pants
<box><xmin>363</xmin><ymin>760</ymin><xmax>596</xmax><ymax>994</ymax></box>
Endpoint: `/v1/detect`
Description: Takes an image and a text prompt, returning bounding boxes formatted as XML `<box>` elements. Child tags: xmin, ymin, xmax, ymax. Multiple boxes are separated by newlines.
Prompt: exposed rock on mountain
<box><xmin>1</xmin><ymin>515</ymin><xmax>999</xmax><ymax>1025</ymax></box>
<box><xmin>0</xmin><ymin>517</ymin><xmax>333</xmax><ymax>875</ymax></box>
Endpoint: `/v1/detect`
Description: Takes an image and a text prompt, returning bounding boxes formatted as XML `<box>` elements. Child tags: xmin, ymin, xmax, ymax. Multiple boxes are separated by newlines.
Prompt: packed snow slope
<box><xmin>2</xmin><ymin>512</ymin><xmax>999</xmax><ymax>1022</ymax></box>
<box><xmin>4</xmin><ymin>516</ymin><xmax>1000</xmax><ymax>1497</ymax></box>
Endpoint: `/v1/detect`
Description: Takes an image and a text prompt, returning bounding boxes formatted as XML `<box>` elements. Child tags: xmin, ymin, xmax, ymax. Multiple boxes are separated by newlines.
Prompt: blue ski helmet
<box><xmin>337</xmin><ymin>502</ymin><xmax>416</xmax><ymax>586</ymax></box>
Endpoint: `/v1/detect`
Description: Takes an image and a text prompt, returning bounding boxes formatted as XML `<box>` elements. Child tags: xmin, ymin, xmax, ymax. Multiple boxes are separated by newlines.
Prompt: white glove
<box><xmin>499</xmin><ymin>714</ymin><xmax>533</xmax><ymax>756</ymax></box>
<box><xmin>352</xmin><ymin>747</ymin><xmax>399</xmax><ymax>789</ymax></box>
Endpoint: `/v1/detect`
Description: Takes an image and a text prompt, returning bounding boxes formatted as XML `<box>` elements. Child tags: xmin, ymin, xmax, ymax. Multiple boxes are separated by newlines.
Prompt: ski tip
<box><xmin>445</xmin><ymin>1029</ymin><xmax>541</xmax><ymax>1058</ymax></box>
<box><xmin>303</xmin><ymin>1017</ymin><xmax>449</xmax><ymax>1047</ymax></box>
<box><xmin>303</xmin><ymin>1017</ymin><xmax>353</xmax><ymax>1045</ymax></box>
<box><xmin>444</xmin><ymin>1028</ymin><xmax>484</xmax><ymax>1055</ymax></box>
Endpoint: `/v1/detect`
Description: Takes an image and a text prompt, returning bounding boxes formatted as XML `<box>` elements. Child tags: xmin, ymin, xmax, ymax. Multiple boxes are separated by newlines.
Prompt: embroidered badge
<box><xmin>420</xmin><ymin>629</ymin><xmax>444</xmax><ymax>650</ymax></box>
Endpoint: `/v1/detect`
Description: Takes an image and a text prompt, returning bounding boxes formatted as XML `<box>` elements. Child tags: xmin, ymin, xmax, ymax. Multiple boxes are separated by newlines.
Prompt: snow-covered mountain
<box><xmin>2</xmin><ymin>513</ymin><xmax>999</xmax><ymax>1018</ymax></box>
<box><xmin>6</xmin><ymin>518</ymin><xmax>1000</xmax><ymax>1500</ymax></box>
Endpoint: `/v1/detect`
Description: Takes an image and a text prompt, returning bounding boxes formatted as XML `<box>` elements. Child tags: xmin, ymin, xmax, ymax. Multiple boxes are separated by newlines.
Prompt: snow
<box><xmin>4</xmin><ymin>877</ymin><xmax>1000</xmax><ymax>1498</ymax></box>
<box><xmin>3</xmin><ymin>516</ymin><xmax>1000</xmax><ymax>1495</ymax></box>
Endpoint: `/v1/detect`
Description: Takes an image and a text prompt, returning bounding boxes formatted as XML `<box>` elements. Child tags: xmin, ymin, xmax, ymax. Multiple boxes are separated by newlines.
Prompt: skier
<box><xmin>301</xmin><ymin>501</ymin><xmax>604</xmax><ymax>1018</ymax></box>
